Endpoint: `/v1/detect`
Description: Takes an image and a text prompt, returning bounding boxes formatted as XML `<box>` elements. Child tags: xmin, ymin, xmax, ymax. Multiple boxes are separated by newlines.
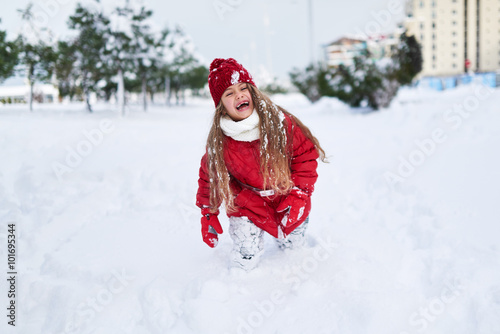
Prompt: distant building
<box><xmin>0</xmin><ymin>77</ymin><xmax>59</xmax><ymax>104</ymax></box>
<box><xmin>324</xmin><ymin>33</ymin><xmax>401</xmax><ymax>68</ymax></box>
<box><xmin>404</xmin><ymin>0</ymin><xmax>500</xmax><ymax>76</ymax></box>
<box><xmin>324</xmin><ymin>38</ymin><xmax>367</xmax><ymax>68</ymax></box>
<box><xmin>365</xmin><ymin>32</ymin><xmax>401</xmax><ymax>61</ymax></box>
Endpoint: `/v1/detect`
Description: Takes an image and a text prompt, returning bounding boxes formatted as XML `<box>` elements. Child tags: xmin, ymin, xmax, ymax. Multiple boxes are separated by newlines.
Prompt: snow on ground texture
<box><xmin>1</xmin><ymin>86</ymin><xmax>499</xmax><ymax>334</ymax></box>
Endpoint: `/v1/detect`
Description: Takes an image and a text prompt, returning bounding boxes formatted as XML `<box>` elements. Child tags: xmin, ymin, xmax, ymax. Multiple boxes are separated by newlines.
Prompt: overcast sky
<box><xmin>1</xmin><ymin>0</ymin><xmax>406</xmax><ymax>81</ymax></box>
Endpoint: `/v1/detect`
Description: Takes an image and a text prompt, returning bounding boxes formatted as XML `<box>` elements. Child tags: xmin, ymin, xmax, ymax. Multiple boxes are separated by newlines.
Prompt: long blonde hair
<box><xmin>205</xmin><ymin>84</ymin><xmax>326</xmax><ymax>213</ymax></box>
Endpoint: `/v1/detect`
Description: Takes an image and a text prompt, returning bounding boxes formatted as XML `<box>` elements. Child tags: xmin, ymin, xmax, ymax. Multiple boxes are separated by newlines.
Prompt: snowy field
<box><xmin>1</xmin><ymin>84</ymin><xmax>499</xmax><ymax>334</ymax></box>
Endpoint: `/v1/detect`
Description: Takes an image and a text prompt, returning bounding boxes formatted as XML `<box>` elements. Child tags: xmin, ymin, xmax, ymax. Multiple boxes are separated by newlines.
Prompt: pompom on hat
<box><xmin>208</xmin><ymin>58</ymin><xmax>256</xmax><ymax>107</ymax></box>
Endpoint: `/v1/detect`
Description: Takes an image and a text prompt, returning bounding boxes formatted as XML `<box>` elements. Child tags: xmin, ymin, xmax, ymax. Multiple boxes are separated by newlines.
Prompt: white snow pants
<box><xmin>229</xmin><ymin>216</ymin><xmax>309</xmax><ymax>270</ymax></box>
<box><xmin>275</xmin><ymin>217</ymin><xmax>309</xmax><ymax>250</ymax></box>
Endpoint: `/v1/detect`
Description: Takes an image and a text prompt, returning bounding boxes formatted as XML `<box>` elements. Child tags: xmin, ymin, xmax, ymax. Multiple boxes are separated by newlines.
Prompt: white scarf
<box><xmin>220</xmin><ymin>110</ymin><xmax>260</xmax><ymax>142</ymax></box>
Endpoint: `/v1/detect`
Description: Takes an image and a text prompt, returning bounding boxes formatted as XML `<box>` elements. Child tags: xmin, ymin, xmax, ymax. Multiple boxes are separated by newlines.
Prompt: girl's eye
<box><xmin>226</xmin><ymin>92</ymin><xmax>232</xmax><ymax>96</ymax></box>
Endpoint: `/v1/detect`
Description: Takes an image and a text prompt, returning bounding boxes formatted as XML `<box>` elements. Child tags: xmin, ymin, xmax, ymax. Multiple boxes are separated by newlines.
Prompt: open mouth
<box><xmin>236</xmin><ymin>101</ymin><xmax>250</xmax><ymax>110</ymax></box>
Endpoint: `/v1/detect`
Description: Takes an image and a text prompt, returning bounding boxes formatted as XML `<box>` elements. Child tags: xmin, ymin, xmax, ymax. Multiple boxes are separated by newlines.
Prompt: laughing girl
<box><xmin>196</xmin><ymin>58</ymin><xmax>326</xmax><ymax>270</ymax></box>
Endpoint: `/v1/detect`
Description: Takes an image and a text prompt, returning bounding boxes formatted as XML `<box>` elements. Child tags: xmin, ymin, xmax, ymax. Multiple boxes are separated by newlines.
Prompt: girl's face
<box><xmin>221</xmin><ymin>83</ymin><xmax>254</xmax><ymax>121</ymax></box>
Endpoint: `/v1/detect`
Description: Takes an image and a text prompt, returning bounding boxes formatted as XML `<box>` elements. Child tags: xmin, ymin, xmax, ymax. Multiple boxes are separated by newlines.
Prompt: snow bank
<box><xmin>1</xmin><ymin>85</ymin><xmax>499</xmax><ymax>333</ymax></box>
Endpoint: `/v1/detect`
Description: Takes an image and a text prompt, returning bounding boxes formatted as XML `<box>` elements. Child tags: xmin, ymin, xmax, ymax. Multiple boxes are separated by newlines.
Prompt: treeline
<box><xmin>290</xmin><ymin>32</ymin><xmax>423</xmax><ymax>110</ymax></box>
<box><xmin>0</xmin><ymin>1</ymin><xmax>208</xmax><ymax>113</ymax></box>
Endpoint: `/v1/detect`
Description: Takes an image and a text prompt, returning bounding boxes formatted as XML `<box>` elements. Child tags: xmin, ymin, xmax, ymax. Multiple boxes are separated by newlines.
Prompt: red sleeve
<box><xmin>196</xmin><ymin>153</ymin><xmax>211</xmax><ymax>209</ymax></box>
<box><xmin>288</xmin><ymin>116</ymin><xmax>319</xmax><ymax>195</ymax></box>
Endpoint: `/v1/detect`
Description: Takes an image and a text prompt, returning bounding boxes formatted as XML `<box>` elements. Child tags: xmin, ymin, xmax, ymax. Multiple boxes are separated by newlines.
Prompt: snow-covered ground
<box><xmin>1</xmin><ymin>85</ymin><xmax>499</xmax><ymax>334</ymax></box>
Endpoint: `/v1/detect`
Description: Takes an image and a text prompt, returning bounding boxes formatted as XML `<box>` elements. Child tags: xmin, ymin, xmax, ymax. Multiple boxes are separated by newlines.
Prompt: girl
<box><xmin>196</xmin><ymin>58</ymin><xmax>326</xmax><ymax>270</ymax></box>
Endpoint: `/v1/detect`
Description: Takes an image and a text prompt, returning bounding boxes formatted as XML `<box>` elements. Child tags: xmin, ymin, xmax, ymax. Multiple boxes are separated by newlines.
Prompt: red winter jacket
<box><xmin>196</xmin><ymin>114</ymin><xmax>319</xmax><ymax>238</ymax></box>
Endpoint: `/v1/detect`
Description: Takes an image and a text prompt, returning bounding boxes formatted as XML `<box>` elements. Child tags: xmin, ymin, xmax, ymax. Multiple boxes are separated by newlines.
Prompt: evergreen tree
<box><xmin>105</xmin><ymin>3</ymin><xmax>134</xmax><ymax>114</ymax></box>
<box><xmin>291</xmin><ymin>31</ymin><xmax>423</xmax><ymax>110</ymax></box>
<box><xmin>327</xmin><ymin>51</ymin><xmax>400</xmax><ymax>110</ymax></box>
<box><xmin>335</xmin><ymin>52</ymin><xmax>383</xmax><ymax>109</ymax></box>
<box><xmin>183</xmin><ymin>65</ymin><xmax>209</xmax><ymax>96</ymax></box>
<box><xmin>159</xmin><ymin>26</ymin><xmax>206</xmax><ymax>106</ymax></box>
<box><xmin>17</xmin><ymin>40</ymin><xmax>56</xmax><ymax>110</ymax></box>
<box><xmin>68</xmin><ymin>2</ymin><xmax>110</xmax><ymax>112</ymax></box>
<box><xmin>17</xmin><ymin>4</ymin><xmax>57</xmax><ymax>111</ymax></box>
<box><xmin>391</xmin><ymin>30</ymin><xmax>423</xmax><ymax>86</ymax></box>
<box><xmin>290</xmin><ymin>50</ymin><xmax>400</xmax><ymax>110</ymax></box>
<box><xmin>0</xmin><ymin>20</ymin><xmax>19</xmax><ymax>83</ymax></box>
<box><xmin>166</xmin><ymin>46</ymin><xmax>196</xmax><ymax>105</ymax></box>
<box><xmin>290</xmin><ymin>63</ymin><xmax>322</xmax><ymax>103</ymax></box>
<box><xmin>128</xmin><ymin>5</ymin><xmax>165</xmax><ymax>111</ymax></box>
<box><xmin>54</xmin><ymin>40</ymin><xmax>78</xmax><ymax>101</ymax></box>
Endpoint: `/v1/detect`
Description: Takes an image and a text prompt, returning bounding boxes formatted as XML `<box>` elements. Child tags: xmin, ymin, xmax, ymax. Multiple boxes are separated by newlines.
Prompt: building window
<box><xmin>432</xmin><ymin>22</ymin><xmax>436</xmax><ymax>29</ymax></box>
<box><xmin>452</xmin><ymin>53</ymin><xmax>457</xmax><ymax>57</ymax></box>
<box><xmin>432</xmin><ymin>1</ymin><xmax>436</xmax><ymax>7</ymax></box>
<box><xmin>452</xmin><ymin>10</ymin><xmax>457</xmax><ymax>15</ymax></box>
<box><xmin>421</xmin><ymin>34</ymin><xmax>424</xmax><ymax>40</ymax></box>
<box><xmin>452</xmin><ymin>63</ymin><xmax>457</xmax><ymax>68</ymax></box>
<box><xmin>420</xmin><ymin>23</ymin><xmax>424</xmax><ymax>29</ymax></box>
<box><xmin>420</xmin><ymin>1</ymin><xmax>424</xmax><ymax>8</ymax></box>
<box><xmin>452</xmin><ymin>21</ymin><xmax>457</xmax><ymax>25</ymax></box>
<box><xmin>452</xmin><ymin>31</ymin><xmax>457</xmax><ymax>36</ymax></box>
<box><xmin>452</xmin><ymin>42</ymin><xmax>457</xmax><ymax>47</ymax></box>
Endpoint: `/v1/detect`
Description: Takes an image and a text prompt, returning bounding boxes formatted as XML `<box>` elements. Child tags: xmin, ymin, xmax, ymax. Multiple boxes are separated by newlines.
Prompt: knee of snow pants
<box><xmin>229</xmin><ymin>216</ymin><xmax>264</xmax><ymax>270</ymax></box>
<box><xmin>275</xmin><ymin>217</ymin><xmax>309</xmax><ymax>250</ymax></box>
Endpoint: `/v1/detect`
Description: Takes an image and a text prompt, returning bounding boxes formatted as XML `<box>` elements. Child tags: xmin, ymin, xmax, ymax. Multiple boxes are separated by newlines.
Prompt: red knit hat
<box><xmin>208</xmin><ymin>58</ymin><xmax>256</xmax><ymax>107</ymax></box>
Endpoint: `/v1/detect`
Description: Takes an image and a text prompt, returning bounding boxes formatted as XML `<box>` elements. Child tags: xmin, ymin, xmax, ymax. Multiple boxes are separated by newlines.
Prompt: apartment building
<box><xmin>405</xmin><ymin>0</ymin><xmax>500</xmax><ymax>77</ymax></box>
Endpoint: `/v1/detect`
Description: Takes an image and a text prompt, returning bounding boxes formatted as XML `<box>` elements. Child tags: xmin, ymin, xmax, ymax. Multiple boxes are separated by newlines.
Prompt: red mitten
<box><xmin>201</xmin><ymin>208</ymin><xmax>223</xmax><ymax>248</ymax></box>
<box><xmin>276</xmin><ymin>187</ymin><xmax>310</xmax><ymax>231</ymax></box>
